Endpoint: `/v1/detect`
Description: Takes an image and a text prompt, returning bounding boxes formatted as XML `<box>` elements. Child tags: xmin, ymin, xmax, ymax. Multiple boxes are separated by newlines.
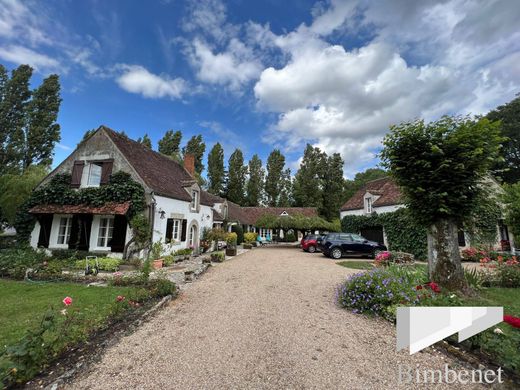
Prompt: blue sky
<box><xmin>1</xmin><ymin>0</ymin><xmax>519</xmax><ymax>178</ymax></box>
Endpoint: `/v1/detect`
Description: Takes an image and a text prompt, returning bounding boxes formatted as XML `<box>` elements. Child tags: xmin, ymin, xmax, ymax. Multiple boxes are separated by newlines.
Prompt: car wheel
<box><xmin>308</xmin><ymin>245</ymin><xmax>316</xmax><ymax>253</ymax></box>
<box><xmin>331</xmin><ymin>247</ymin><xmax>342</xmax><ymax>259</ymax></box>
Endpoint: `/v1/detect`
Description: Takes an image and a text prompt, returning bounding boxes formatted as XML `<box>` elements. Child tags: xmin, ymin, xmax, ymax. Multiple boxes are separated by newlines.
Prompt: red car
<box><xmin>301</xmin><ymin>234</ymin><xmax>320</xmax><ymax>253</ymax></box>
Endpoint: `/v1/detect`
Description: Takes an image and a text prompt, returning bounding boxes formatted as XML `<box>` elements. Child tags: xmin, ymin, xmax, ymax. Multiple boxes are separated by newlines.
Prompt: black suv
<box><xmin>320</xmin><ymin>233</ymin><xmax>386</xmax><ymax>259</ymax></box>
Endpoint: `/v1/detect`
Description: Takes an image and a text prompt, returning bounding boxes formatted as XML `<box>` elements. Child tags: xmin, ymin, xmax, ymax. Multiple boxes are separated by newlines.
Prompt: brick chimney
<box><xmin>184</xmin><ymin>154</ymin><xmax>195</xmax><ymax>177</ymax></box>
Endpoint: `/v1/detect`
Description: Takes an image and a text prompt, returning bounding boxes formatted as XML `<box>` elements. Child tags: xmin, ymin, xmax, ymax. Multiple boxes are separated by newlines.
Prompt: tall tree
<box><xmin>182</xmin><ymin>135</ymin><xmax>206</xmax><ymax>175</ymax></box>
<box><xmin>0</xmin><ymin>64</ymin><xmax>32</xmax><ymax>174</ymax></box>
<box><xmin>137</xmin><ymin>133</ymin><xmax>152</xmax><ymax>149</ymax></box>
<box><xmin>246</xmin><ymin>154</ymin><xmax>264</xmax><ymax>206</ymax></box>
<box><xmin>321</xmin><ymin>153</ymin><xmax>344</xmax><ymax>221</ymax></box>
<box><xmin>0</xmin><ymin>165</ymin><xmax>47</xmax><ymax>226</ymax></box>
<box><xmin>293</xmin><ymin>144</ymin><xmax>327</xmax><ymax>208</ymax></box>
<box><xmin>486</xmin><ymin>94</ymin><xmax>520</xmax><ymax>183</ymax></box>
<box><xmin>381</xmin><ymin>116</ymin><xmax>503</xmax><ymax>290</ymax></box>
<box><xmin>278</xmin><ymin>168</ymin><xmax>293</xmax><ymax>207</ymax></box>
<box><xmin>207</xmin><ymin>142</ymin><xmax>225</xmax><ymax>195</ymax></box>
<box><xmin>265</xmin><ymin>149</ymin><xmax>285</xmax><ymax>206</ymax></box>
<box><xmin>226</xmin><ymin>148</ymin><xmax>247</xmax><ymax>204</ymax></box>
<box><xmin>158</xmin><ymin>130</ymin><xmax>182</xmax><ymax>158</ymax></box>
<box><xmin>23</xmin><ymin>74</ymin><xmax>61</xmax><ymax>169</ymax></box>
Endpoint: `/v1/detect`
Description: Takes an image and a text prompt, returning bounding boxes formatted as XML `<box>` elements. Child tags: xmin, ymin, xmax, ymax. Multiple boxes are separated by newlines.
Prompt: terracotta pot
<box><xmin>152</xmin><ymin>259</ymin><xmax>163</xmax><ymax>269</ymax></box>
<box><xmin>226</xmin><ymin>247</ymin><xmax>237</xmax><ymax>256</ymax></box>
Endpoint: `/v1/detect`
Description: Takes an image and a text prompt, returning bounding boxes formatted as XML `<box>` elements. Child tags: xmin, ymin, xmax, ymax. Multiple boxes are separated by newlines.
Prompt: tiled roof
<box><xmin>241</xmin><ymin>207</ymin><xmax>318</xmax><ymax>225</ymax></box>
<box><xmin>29</xmin><ymin>202</ymin><xmax>131</xmax><ymax>215</ymax></box>
<box><xmin>103</xmin><ymin>126</ymin><xmax>193</xmax><ymax>201</ymax></box>
<box><xmin>212</xmin><ymin>209</ymin><xmax>224</xmax><ymax>221</ymax></box>
<box><xmin>340</xmin><ymin>177</ymin><xmax>402</xmax><ymax>211</ymax></box>
<box><xmin>200</xmin><ymin>190</ymin><xmax>224</xmax><ymax>206</ymax></box>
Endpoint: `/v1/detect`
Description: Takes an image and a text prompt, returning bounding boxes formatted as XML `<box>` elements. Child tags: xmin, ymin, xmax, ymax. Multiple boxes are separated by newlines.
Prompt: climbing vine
<box><xmin>15</xmin><ymin>171</ymin><xmax>147</xmax><ymax>243</ymax></box>
<box><xmin>341</xmin><ymin>208</ymin><xmax>428</xmax><ymax>260</ymax></box>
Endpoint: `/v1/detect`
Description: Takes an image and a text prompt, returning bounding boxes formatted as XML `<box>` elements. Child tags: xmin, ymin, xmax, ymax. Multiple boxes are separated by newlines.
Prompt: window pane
<box><xmin>88</xmin><ymin>163</ymin><xmax>102</xmax><ymax>186</ymax></box>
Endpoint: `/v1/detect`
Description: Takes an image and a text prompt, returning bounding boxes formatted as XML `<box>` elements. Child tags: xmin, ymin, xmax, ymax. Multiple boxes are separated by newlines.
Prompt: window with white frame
<box><xmin>86</xmin><ymin>162</ymin><xmax>103</xmax><ymax>187</ymax></box>
<box><xmin>191</xmin><ymin>189</ymin><xmax>198</xmax><ymax>210</ymax></box>
<box><xmin>57</xmin><ymin>216</ymin><xmax>72</xmax><ymax>245</ymax></box>
<box><xmin>189</xmin><ymin>225</ymin><xmax>196</xmax><ymax>246</ymax></box>
<box><xmin>97</xmin><ymin>217</ymin><xmax>114</xmax><ymax>248</ymax></box>
<box><xmin>172</xmin><ymin>219</ymin><xmax>180</xmax><ymax>240</ymax></box>
<box><xmin>166</xmin><ymin>218</ymin><xmax>181</xmax><ymax>243</ymax></box>
<box><xmin>259</xmin><ymin>228</ymin><xmax>272</xmax><ymax>238</ymax></box>
<box><xmin>365</xmin><ymin>197</ymin><xmax>372</xmax><ymax>213</ymax></box>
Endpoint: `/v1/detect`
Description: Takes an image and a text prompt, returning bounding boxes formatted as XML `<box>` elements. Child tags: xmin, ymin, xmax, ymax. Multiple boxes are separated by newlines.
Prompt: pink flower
<box><xmin>116</xmin><ymin>295</ymin><xmax>125</xmax><ymax>302</ymax></box>
<box><xmin>63</xmin><ymin>296</ymin><xmax>72</xmax><ymax>306</ymax></box>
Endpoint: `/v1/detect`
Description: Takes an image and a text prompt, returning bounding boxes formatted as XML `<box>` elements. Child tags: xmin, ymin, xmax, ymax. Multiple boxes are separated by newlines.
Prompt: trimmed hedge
<box><xmin>341</xmin><ymin>208</ymin><xmax>427</xmax><ymax>260</ymax></box>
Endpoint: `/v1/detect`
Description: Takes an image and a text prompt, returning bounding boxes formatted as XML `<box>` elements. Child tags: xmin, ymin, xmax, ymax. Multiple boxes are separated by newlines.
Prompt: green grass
<box><xmin>0</xmin><ymin>279</ymin><xmax>139</xmax><ymax>351</ymax></box>
<box><xmin>337</xmin><ymin>261</ymin><xmax>374</xmax><ymax>270</ymax></box>
<box><xmin>464</xmin><ymin>287</ymin><xmax>520</xmax><ymax>316</ymax></box>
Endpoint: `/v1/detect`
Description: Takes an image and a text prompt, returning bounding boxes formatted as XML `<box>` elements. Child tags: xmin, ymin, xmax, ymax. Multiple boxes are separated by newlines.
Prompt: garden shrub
<box><xmin>147</xmin><ymin>278</ymin><xmax>177</xmax><ymax>297</ymax></box>
<box><xmin>341</xmin><ymin>208</ymin><xmax>427</xmax><ymax>260</ymax></box>
<box><xmin>284</xmin><ymin>232</ymin><xmax>296</xmax><ymax>242</ymax></box>
<box><xmin>231</xmin><ymin>225</ymin><xmax>244</xmax><ymax>245</ymax></box>
<box><xmin>74</xmin><ymin>257</ymin><xmax>121</xmax><ymax>272</ymax></box>
<box><xmin>0</xmin><ymin>248</ymin><xmax>49</xmax><ymax>279</ymax></box>
<box><xmin>494</xmin><ymin>263</ymin><xmax>520</xmax><ymax>288</ymax></box>
<box><xmin>374</xmin><ymin>251</ymin><xmax>414</xmax><ymax>267</ymax></box>
<box><xmin>244</xmin><ymin>232</ymin><xmax>257</xmax><ymax>243</ymax></box>
<box><xmin>337</xmin><ymin>268</ymin><xmax>420</xmax><ymax>320</ymax></box>
<box><xmin>226</xmin><ymin>232</ymin><xmax>237</xmax><ymax>247</ymax></box>
<box><xmin>162</xmin><ymin>255</ymin><xmax>175</xmax><ymax>266</ymax></box>
<box><xmin>210</xmin><ymin>251</ymin><xmax>225</xmax><ymax>262</ymax></box>
<box><xmin>173</xmin><ymin>248</ymin><xmax>193</xmax><ymax>256</ymax></box>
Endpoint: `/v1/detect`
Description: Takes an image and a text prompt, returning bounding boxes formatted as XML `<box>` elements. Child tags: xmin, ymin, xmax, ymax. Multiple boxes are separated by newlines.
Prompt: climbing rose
<box><xmin>415</xmin><ymin>285</ymin><xmax>423</xmax><ymax>290</ymax></box>
<box><xmin>116</xmin><ymin>295</ymin><xmax>125</xmax><ymax>302</ymax></box>
<box><xmin>63</xmin><ymin>296</ymin><xmax>72</xmax><ymax>306</ymax></box>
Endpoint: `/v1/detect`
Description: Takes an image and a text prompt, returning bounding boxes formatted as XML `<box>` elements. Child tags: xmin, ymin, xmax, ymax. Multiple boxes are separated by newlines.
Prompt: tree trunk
<box><xmin>427</xmin><ymin>219</ymin><xmax>466</xmax><ymax>290</ymax></box>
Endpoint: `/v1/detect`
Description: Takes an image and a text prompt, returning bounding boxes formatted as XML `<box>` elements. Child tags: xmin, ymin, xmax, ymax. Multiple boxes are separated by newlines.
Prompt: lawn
<box><xmin>464</xmin><ymin>287</ymin><xmax>520</xmax><ymax>316</ymax></box>
<box><xmin>0</xmin><ymin>279</ymin><xmax>139</xmax><ymax>351</ymax></box>
<box><xmin>336</xmin><ymin>260</ymin><xmax>374</xmax><ymax>270</ymax></box>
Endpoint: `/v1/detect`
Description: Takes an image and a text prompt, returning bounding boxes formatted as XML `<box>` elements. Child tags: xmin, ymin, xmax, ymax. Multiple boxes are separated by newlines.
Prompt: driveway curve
<box><xmin>69</xmin><ymin>247</ymin><xmax>481</xmax><ymax>390</ymax></box>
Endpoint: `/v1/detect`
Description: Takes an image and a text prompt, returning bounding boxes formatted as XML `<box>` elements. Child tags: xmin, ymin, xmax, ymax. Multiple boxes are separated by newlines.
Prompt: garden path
<box><xmin>68</xmin><ymin>247</ymin><xmax>483</xmax><ymax>389</ymax></box>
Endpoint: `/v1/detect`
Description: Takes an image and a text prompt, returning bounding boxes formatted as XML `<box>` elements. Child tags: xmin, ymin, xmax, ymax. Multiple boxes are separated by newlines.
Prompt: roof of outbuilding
<box><xmin>240</xmin><ymin>207</ymin><xmax>318</xmax><ymax>225</ymax></box>
<box><xmin>340</xmin><ymin>177</ymin><xmax>402</xmax><ymax>211</ymax></box>
<box><xmin>103</xmin><ymin>126</ymin><xmax>194</xmax><ymax>201</ymax></box>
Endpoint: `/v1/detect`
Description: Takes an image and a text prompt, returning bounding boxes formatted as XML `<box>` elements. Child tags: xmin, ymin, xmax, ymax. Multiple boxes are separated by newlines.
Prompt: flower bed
<box><xmin>374</xmin><ymin>251</ymin><xmax>414</xmax><ymax>267</ymax></box>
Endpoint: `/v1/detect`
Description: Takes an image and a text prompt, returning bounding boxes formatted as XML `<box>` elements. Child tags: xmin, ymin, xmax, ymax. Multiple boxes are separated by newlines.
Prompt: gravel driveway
<box><xmin>69</xmin><ymin>247</ymin><xmax>483</xmax><ymax>390</ymax></box>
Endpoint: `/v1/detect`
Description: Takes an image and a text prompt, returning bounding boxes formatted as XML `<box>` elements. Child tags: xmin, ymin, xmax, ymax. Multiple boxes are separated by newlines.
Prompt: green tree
<box><xmin>381</xmin><ymin>116</ymin><xmax>503</xmax><ymax>290</ymax></box>
<box><xmin>158</xmin><ymin>130</ymin><xmax>182</xmax><ymax>158</ymax></box>
<box><xmin>321</xmin><ymin>153</ymin><xmax>345</xmax><ymax>221</ymax></box>
<box><xmin>207</xmin><ymin>143</ymin><xmax>225</xmax><ymax>195</ymax></box>
<box><xmin>0</xmin><ymin>64</ymin><xmax>32</xmax><ymax>174</ymax></box>
<box><xmin>504</xmin><ymin>182</ymin><xmax>520</xmax><ymax>239</ymax></box>
<box><xmin>182</xmin><ymin>135</ymin><xmax>206</xmax><ymax>175</ymax></box>
<box><xmin>23</xmin><ymin>74</ymin><xmax>61</xmax><ymax>169</ymax></box>
<box><xmin>79</xmin><ymin>129</ymin><xmax>96</xmax><ymax>144</ymax></box>
<box><xmin>265</xmin><ymin>149</ymin><xmax>285</xmax><ymax>206</ymax></box>
<box><xmin>137</xmin><ymin>133</ymin><xmax>152</xmax><ymax>149</ymax></box>
<box><xmin>487</xmin><ymin>94</ymin><xmax>520</xmax><ymax>183</ymax></box>
<box><xmin>226</xmin><ymin>149</ymin><xmax>247</xmax><ymax>205</ymax></box>
<box><xmin>293</xmin><ymin>144</ymin><xmax>326</xmax><ymax>208</ymax></box>
<box><xmin>0</xmin><ymin>165</ymin><xmax>47</xmax><ymax>226</ymax></box>
<box><xmin>278</xmin><ymin>168</ymin><xmax>293</xmax><ymax>207</ymax></box>
<box><xmin>246</xmin><ymin>154</ymin><xmax>264</xmax><ymax>206</ymax></box>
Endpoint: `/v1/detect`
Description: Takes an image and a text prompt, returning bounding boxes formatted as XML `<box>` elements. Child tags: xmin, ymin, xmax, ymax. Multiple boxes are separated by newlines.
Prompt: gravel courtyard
<box><xmin>69</xmin><ymin>247</ymin><xmax>482</xmax><ymax>390</ymax></box>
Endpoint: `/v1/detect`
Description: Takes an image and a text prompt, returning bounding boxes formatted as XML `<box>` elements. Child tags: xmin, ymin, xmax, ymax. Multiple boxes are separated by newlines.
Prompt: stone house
<box><xmin>28</xmin><ymin>125</ymin><xmax>318</xmax><ymax>257</ymax></box>
<box><xmin>340</xmin><ymin>177</ymin><xmax>514</xmax><ymax>251</ymax></box>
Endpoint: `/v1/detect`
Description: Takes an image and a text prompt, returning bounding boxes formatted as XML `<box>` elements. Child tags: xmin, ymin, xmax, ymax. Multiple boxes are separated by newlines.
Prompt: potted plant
<box><xmin>151</xmin><ymin>240</ymin><xmax>164</xmax><ymax>269</ymax></box>
<box><xmin>225</xmin><ymin>232</ymin><xmax>238</xmax><ymax>256</ymax></box>
<box><xmin>243</xmin><ymin>232</ymin><xmax>256</xmax><ymax>249</ymax></box>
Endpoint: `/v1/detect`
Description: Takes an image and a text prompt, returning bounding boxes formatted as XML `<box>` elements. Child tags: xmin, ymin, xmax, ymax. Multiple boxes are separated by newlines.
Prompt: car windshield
<box><xmin>350</xmin><ymin>234</ymin><xmax>366</xmax><ymax>242</ymax></box>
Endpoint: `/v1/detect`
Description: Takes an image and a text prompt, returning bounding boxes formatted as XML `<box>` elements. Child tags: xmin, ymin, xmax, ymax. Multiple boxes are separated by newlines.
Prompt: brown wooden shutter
<box><xmin>110</xmin><ymin>215</ymin><xmax>127</xmax><ymax>252</ymax></box>
<box><xmin>181</xmin><ymin>219</ymin><xmax>187</xmax><ymax>242</ymax></box>
<box><xmin>71</xmin><ymin>161</ymin><xmax>85</xmax><ymax>188</ymax></box>
<box><xmin>37</xmin><ymin>215</ymin><xmax>53</xmax><ymax>248</ymax></box>
<box><xmin>100</xmin><ymin>159</ymin><xmax>114</xmax><ymax>185</ymax></box>
<box><xmin>165</xmin><ymin>218</ymin><xmax>174</xmax><ymax>243</ymax></box>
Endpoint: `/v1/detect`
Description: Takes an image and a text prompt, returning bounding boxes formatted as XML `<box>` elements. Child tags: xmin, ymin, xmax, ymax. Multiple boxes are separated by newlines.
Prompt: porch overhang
<box><xmin>29</xmin><ymin>201</ymin><xmax>131</xmax><ymax>216</ymax></box>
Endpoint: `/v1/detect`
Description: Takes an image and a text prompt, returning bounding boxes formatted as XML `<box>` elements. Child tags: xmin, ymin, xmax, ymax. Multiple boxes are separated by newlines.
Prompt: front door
<box><xmin>189</xmin><ymin>225</ymin><xmax>197</xmax><ymax>249</ymax></box>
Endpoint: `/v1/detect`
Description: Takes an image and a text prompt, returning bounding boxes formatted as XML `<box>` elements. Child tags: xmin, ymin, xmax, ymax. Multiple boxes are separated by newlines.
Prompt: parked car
<box><xmin>320</xmin><ymin>233</ymin><xmax>386</xmax><ymax>259</ymax></box>
<box><xmin>301</xmin><ymin>234</ymin><xmax>321</xmax><ymax>253</ymax></box>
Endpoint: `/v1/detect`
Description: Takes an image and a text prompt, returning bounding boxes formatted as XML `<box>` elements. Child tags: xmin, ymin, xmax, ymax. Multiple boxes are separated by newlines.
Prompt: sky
<box><xmin>1</xmin><ymin>0</ymin><xmax>519</xmax><ymax>178</ymax></box>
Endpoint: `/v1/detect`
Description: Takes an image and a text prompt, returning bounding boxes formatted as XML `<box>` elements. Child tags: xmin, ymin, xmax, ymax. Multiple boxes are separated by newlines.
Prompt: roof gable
<box><xmin>340</xmin><ymin>177</ymin><xmax>402</xmax><ymax>211</ymax></box>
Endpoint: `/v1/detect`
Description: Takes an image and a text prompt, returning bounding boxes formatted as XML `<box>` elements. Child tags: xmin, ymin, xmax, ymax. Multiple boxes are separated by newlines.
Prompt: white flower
<box><xmin>60</xmin><ymin>309</ymin><xmax>67</xmax><ymax>316</ymax></box>
<box><xmin>449</xmin><ymin>294</ymin><xmax>456</xmax><ymax>298</ymax></box>
<box><xmin>493</xmin><ymin>328</ymin><xmax>504</xmax><ymax>335</ymax></box>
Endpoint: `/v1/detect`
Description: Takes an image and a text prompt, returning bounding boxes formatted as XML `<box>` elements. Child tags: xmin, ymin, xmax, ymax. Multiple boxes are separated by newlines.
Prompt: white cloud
<box><xmin>0</xmin><ymin>45</ymin><xmax>60</xmax><ymax>71</ymax></box>
<box><xmin>188</xmin><ymin>39</ymin><xmax>262</xmax><ymax>91</ymax></box>
<box><xmin>253</xmin><ymin>0</ymin><xmax>520</xmax><ymax>175</ymax></box>
<box><xmin>0</xmin><ymin>0</ymin><xmax>50</xmax><ymax>45</ymax></box>
<box><xmin>115</xmin><ymin>65</ymin><xmax>187</xmax><ymax>100</ymax></box>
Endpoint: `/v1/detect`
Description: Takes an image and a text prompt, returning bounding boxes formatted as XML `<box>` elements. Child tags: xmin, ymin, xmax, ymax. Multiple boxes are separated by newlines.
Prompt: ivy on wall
<box><xmin>341</xmin><ymin>208</ymin><xmax>428</xmax><ymax>260</ymax></box>
<box><xmin>15</xmin><ymin>172</ymin><xmax>147</xmax><ymax>243</ymax></box>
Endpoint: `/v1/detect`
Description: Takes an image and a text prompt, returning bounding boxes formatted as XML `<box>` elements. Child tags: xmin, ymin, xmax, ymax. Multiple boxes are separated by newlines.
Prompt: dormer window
<box><xmin>191</xmin><ymin>189</ymin><xmax>199</xmax><ymax>210</ymax></box>
<box><xmin>222</xmin><ymin>205</ymin><xmax>228</xmax><ymax>219</ymax></box>
<box><xmin>365</xmin><ymin>197</ymin><xmax>373</xmax><ymax>213</ymax></box>
<box><xmin>280</xmin><ymin>211</ymin><xmax>289</xmax><ymax>216</ymax></box>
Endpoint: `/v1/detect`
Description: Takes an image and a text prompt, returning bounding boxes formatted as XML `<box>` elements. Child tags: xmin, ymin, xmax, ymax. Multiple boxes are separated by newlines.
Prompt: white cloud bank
<box><xmin>116</xmin><ymin>65</ymin><xmax>187</xmax><ymax>100</ymax></box>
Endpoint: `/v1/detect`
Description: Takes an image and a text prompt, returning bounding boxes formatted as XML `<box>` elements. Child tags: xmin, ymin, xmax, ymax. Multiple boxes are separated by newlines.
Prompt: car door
<box><xmin>338</xmin><ymin>233</ymin><xmax>354</xmax><ymax>255</ymax></box>
<box><xmin>350</xmin><ymin>234</ymin><xmax>371</xmax><ymax>255</ymax></box>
